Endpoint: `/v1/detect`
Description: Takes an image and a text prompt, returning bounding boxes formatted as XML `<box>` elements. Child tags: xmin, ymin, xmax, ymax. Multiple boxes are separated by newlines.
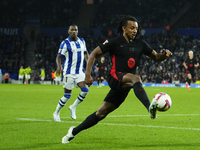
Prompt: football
<box><xmin>153</xmin><ymin>92</ymin><xmax>172</xmax><ymax>111</ymax></box>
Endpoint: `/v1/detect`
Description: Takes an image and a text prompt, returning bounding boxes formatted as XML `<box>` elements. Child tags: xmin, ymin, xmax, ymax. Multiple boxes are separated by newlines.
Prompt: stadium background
<box><xmin>1</xmin><ymin>0</ymin><xmax>200</xmax><ymax>85</ymax></box>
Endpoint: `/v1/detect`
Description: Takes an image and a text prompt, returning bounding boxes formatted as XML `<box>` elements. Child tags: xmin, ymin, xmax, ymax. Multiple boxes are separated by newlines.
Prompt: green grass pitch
<box><xmin>0</xmin><ymin>84</ymin><xmax>199</xmax><ymax>150</ymax></box>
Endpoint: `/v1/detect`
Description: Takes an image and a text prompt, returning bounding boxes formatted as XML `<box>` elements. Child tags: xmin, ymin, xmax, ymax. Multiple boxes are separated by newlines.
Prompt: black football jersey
<box><xmin>184</xmin><ymin>57</ymin><xmax>198</xmax><ymax>71</ymax></box>
<box><xmin>97</xmin><ymin>61</ymin><xmax>106</xmax><ymax>73</ymax></box>
<box><xmin>99</xmin><ymin>36</ymin><xmax>153</xmax><ymax>75</ymax></box>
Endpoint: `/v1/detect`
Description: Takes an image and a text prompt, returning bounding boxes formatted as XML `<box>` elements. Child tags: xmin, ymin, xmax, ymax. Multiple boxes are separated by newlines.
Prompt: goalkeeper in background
<box><xmin>25</xmin><ymin>66</ymin><xmax>32</xmax><ymax>84</ymax></box>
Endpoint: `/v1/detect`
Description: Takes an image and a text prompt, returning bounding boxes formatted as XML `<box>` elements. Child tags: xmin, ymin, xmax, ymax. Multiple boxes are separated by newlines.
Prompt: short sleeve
<box><xmin>142</xmin><ymin>40</ymin><xmax>153</xmax><ymax>55</ymax></box>
<box><xmin>80</xmin><ymin>38</ymin><xmax>87</xmax><ymax>52</ymax></box>
<box><xmin>58</xmin><ymin>40</ymin><xmax>68</xmax><ymax>56</ymax></box>
<box><xmin>99</xmin><ymin>39</ymin><xmax>115</xmax><ymax>54</ymax></box>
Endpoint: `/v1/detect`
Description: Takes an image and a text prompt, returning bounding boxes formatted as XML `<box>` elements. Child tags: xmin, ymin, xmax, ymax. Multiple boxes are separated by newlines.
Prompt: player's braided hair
<box><xmin>117</xmin><ymin>15</ymin><xmax>141</xmax><ymax>37</ymax></box>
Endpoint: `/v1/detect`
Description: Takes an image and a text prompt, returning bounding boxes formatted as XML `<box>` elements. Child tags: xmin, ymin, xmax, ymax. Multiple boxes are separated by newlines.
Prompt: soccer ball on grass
<box><xmin>153</xmin><ymin>92</ymin><xmax>172</xmax><ymax>111</ymax></box>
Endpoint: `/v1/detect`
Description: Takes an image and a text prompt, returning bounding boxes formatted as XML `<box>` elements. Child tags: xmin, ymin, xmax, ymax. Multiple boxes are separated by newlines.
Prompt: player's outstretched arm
<box><xmin>148</xmin><ymin>49</ymin><xmax>172</xmax><ymax>62</ymax></box>
<box><xmin>85</xmin><ymin>46</ymin><xmax>103</xmax><ymax>87</ymax></box>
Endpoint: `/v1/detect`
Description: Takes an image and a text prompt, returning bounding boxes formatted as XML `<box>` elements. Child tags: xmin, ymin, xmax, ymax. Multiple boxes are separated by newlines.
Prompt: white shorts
<box><xmin>25</xmin><ymin>74</ymin><xmax>30</xmax><ymax>79</ymax></box>
<box><xmin>41</xmin><ymin>77</ymin><xmax>45</xmax><ymax>81</ymax></box>
<box><xmin>55</xmin><ymin>77</ymin><xmax>61</xmax><ymax>82</ymax></box>
<box><xmin>63</xmin><ymin>73</ymin><xmax>85</xmax><ymax>90</ymax></box>
<box><xmin>19</xmin><ymin>75</ymin><xmax>24</xmax><ymax>80</ymax></box>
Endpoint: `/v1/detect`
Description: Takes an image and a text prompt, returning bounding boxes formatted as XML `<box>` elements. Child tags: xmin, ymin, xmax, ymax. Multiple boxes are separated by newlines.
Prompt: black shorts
<box><xmin>186</xmin><ymin>69</ymin><xmax>195</xmax><ymax>78</ymax></box>
<box><xmin>97</xmin><ymin>72</ymin><xmax>105</xmax><ymax>78</ymax></box>
<box><xmin>104</xmin><ymin>73</ymin><xmax>130</xmax><ymax>108</ymax></box>
<box><xmin>107</xmin><ymin>72</ymin><xmax>125</xmax><ymax>91</ymax></box>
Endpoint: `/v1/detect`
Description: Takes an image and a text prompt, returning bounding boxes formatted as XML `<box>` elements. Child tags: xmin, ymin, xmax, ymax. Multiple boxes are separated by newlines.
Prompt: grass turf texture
<box><xmin>0</xmin><ymin>84</ymin><xmax>199</xmax><ymax>150</ymax></box>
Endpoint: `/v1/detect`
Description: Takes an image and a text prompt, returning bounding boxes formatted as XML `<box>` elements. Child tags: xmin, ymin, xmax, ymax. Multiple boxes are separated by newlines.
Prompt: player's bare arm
<box><xmin>148</xmin><ymin>49</ymin><xmax>172</xmax><ymax>62</ymax></box>
<box><xmin>85</xmin><ymin>46</ymin><xmax>103</xmax><ymax>86</ymax></box>
<box><xmin>194</xmin><ymin>62</ymin><xmax>199</xmax><ymax>67</ymax></box>
<box><xmin>183</xmin><ymin>61</ymin><xmax>188</xmax><ymax>69</ymax></box>
<box><xmin>56</xmin><ymin>55</ymin><xmax>63</xmax><ymax>75</ymax></box>
<box><xmin>84</xmin><ymin>51</ymin><xmax>89</xmax><ymax>64</ymax></box>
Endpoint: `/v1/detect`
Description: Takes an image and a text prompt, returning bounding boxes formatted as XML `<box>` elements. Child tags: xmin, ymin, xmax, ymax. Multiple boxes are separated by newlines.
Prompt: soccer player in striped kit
<box><xmin>53</xmin><ymin>24</ymin><xmax>89</xmax><ymax>121</ymax></box>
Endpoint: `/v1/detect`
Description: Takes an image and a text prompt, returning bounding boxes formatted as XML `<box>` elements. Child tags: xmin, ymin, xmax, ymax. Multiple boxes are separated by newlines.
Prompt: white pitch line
<box><xmin>99</xmin><ymin>123</ymin><xmax>200</xmax><ymax>131</ymax></box>
<box><xmin>17</xmin><ymin>117</ymin><xmax>200</xmax><ymax>131</ymax></box>
<box><xmin>108</xmin><ymin>114</ymin><xmax>200</xmax><ymax>117</ymax></box>
<box><xmin>61</xmin><ymin>114</ymin><xmax>199</xmax><ymax>118</ymax></box>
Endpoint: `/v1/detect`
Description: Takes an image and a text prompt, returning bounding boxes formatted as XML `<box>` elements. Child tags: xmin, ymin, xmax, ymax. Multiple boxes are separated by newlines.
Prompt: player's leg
<box><xmin>62</xmin><ymin>101</ymin><xmax>116</xmax><ymax>143</ymax></box>
<box><xmin>26</xmin><ymin>75</ymin><xmax>29</xmax><ymax>84</ymax></box>
<box><xmin>121</xmin><ymin>73</ymin><xmax>150</xmax><ymax>110</ymax></box>
<box><xmin>100</xmin><ymin>76</ymin><xmax>104</xmax><ymax>87</ymax></box>
<box><xmin>69</xmin><ymin>74</ymin><xmax>89</xmax><ymax>119</ymax></box>
<box><xmin>62</xmin><ymin>76</ymin><xmax>130</xmax><ymax>143</ymax></box>
<box><xmin>185</xmin><ymin>70</ymin><xmax>190</xmax><ymax>88</ymax></box>
<box><xmin>20</xmin><ymin>75</ymin><xmax>23</xmax><ymax>84</ymax></box>
<box><xmin>62</xmin><ymin>88</ymin><xmax>128</xmax><ymax>143</ymax></box>
<box><xmin>53</xmin><ymin>76</ymin><xmax>74</xmax><ymax>121</ymax></box>
<box><xmin>28</xmin><ymin>75</ymin><xmax>30</xmax><ymax>84</ymax></box>
<box><xmin>26</xmin><ymin>75</ymin><xmax>30</xmax><ymax>84</ymax></box>
<box><xmin>53</xmin><ymin>89</ymin><xmax>72</xmax><ymax>122</ymax></box>
<box><xmin>18</xmin><ymin>75</ymin><xmax>22</xmax><ymax>84</ymax></box>
<box><xmin>41</xmin><ymin>77</ymin><xmax>44</xmax><ymax>84</ymax></box>
<box><xmin>69</xmin><ymin>81</ymin><xmax>89</xmax><ymax>119</ymax></box>
<box><xmin>62</xmin><ymin>74</ymin><xmax>130</xmax><ymax>143</ymax></box>
<box><xmin>58</xmin><ymin>77</ymin><xmax>61</xmax><ymax>85</ymax></box>
<box><xmin>121</xmin><ymin>73</ymin><xmax>157</xmax><ymax>119</ymax></box>
<box><xmin>187</xmin><ymin>73</ymin><xmax>192</xmax><ymax>88</ymax></box>
<box><xmin>188</xmin><ymin>73</ymin><xmax>194</xmax><ymax>90</ymax></box>
<box><xmin>97</xmin><ymin>76</ymin><xmax>100</xmax><ymax>87</ymax></box>
<box><xmin>55</xmin><ymin>77</ymin><xmax>58</xmax><ymax>85</ymax></box>
<box><xmin>24</xmin><ymin>75</ymin><xmax>27</xmax><ymax>84</ymax></box>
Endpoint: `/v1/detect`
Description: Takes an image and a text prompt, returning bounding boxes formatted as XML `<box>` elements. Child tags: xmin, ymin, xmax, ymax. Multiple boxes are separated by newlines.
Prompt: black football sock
<box><xmin>133</xmin><ymin>82</ymin><xmax>150</xmax><ymax>111</ymax></box>
<box><xmin>98</xmin><ymin>80</ymin><xmax>100</xmax><ymax>85</ymax></box>
<box><xmin>188</xmin><ymin>79</ymin><xmax>191</xmax><ymax>86</ymax></box>
<box><xmin>72</xmin><ymin>112</ymin><xmax>99</xmax><ymax>135</ymax></box>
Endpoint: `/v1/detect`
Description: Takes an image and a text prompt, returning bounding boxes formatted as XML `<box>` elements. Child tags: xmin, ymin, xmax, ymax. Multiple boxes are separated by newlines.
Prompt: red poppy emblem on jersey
<box><xmin>128</xmin><ymin>58</ymin><xmax>135</xmax><ymax>68</ymax></box>
<box><xmin>190</xmin><ymin>64</ymin><xmax>193</xmax><ymax>67</ymax></box>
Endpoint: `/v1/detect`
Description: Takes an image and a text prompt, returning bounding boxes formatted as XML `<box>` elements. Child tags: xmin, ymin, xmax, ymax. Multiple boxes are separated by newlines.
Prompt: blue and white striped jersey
<box><xmin>58</xmin><ymin>36</ymin><xmax>87</xmax><ymax>75</ymax></box>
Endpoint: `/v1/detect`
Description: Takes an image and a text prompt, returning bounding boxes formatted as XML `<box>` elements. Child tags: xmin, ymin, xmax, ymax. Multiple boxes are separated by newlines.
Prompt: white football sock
<box><xmin>55</xmin><ymin>93</ymin><xmax>71</xmax><ymax>114</ymax></box>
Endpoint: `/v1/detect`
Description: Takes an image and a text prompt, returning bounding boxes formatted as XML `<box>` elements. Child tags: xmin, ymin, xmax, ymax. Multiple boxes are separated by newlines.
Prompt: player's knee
<box><xmin>126</xmin><ymin>76</ymin><xmax>141</xmax><ymax>88</ymax></box>
<box><xmin>96</xmin><ymin>112</ymin><xmax>107</xmax><ymax>120</ymax></box>
<box><xmin>64</xmin><ymin>93</ymin><xmax>71</xmax><ymax>99</ymax></box>
<box><xmin>81</xmin><ymin>87</ymin><xmax>89</xmax><ymax>97</ymax></box>
<box><xmin>133</xmin><ymin>76</ymin><xmax>142</xmax><ymax>84</ymax></box>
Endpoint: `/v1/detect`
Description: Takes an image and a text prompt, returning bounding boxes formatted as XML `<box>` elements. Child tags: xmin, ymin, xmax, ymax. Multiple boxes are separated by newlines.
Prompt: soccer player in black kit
<box><xmin>62</xmin><ymin>15</ymin><xmax>172</xmax><ymax>143</ymax></box>
<box><xmin>97</xmin><ymin>56</ymin><xmax>107</xmax><ymax>87</ymax></box>
<box><xmin>183</xmin><ymin>50</ymin><xmax>199</xmax><ymax>90</ymax></box>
